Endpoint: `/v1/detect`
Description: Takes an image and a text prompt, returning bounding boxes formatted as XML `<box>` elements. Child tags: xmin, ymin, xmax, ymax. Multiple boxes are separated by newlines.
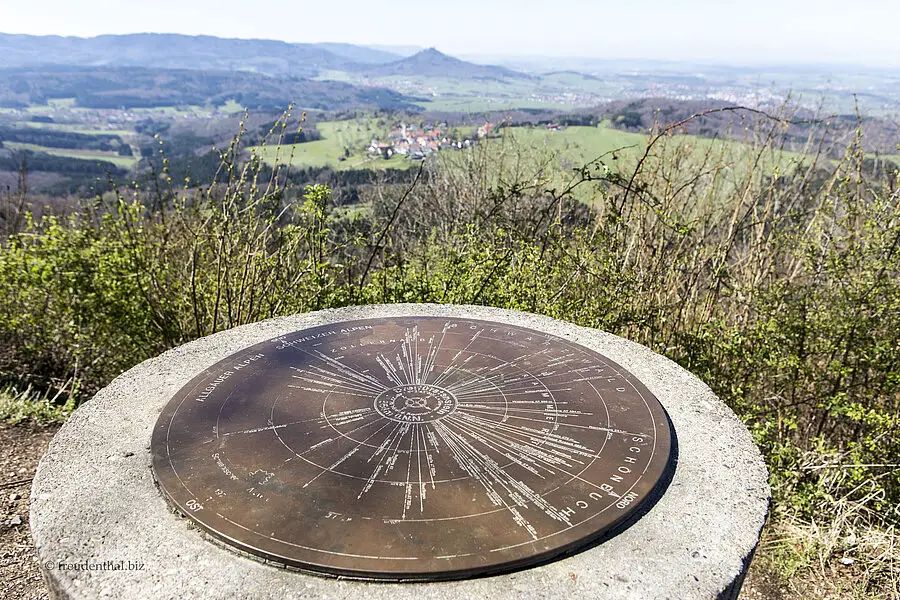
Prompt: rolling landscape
<box><xmin>1</xmin><ymin>33</ymin><xmax>898</xmax><ymax>197</ymax></box>
<box><xmin>1</xmin><ymin>25</ymin><xmax>899</xmax><ymax>600</ymax></box>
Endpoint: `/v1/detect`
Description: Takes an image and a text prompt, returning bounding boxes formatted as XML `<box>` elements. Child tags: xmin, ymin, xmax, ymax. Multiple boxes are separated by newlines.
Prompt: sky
<box><xmin>2</xmin><ymin>0</ymin><xmax>898</xmax><ymax>67</ymax></box>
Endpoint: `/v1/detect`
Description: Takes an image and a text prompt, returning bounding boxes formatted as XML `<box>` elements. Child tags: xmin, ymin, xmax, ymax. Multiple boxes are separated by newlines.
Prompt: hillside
<box><xmin>358</xmin><ymin>48</ymin><xmax>532</xmax><ymax>80</ymax></box>
<box><xmin>313</xmin><ymin>43</ymin><xmax>401</xmax><ymax>64</ymax></box>
<box><xmin>0</xmin><ymin>65</ymin><xmax>420</xmax><ymax>111</ymax></box>
<box><xmin>0</xmin><ymin>33</ymin><xmax>400</xmax><ymax>78</ymax></box>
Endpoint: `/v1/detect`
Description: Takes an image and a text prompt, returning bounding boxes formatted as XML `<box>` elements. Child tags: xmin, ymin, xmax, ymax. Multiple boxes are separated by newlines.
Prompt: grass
<box><xmin>19</xmin><ymin>98</ymin><xmax>79</xmax><ymax>115</ymax></box>
<box><xmin>250</xmin><ymin>118</ymin><xmax>415</xmax><ymax>170</ymax></box>
<box><xmin>4</xmin><ymin>142</ymin><xmax>139</xmax><ymax>169</ymax></box>
<box><xmin>130</xmin><ymin>103</ymin><xmax>244</xmax><ymax>117</ymax></box>
<box><xmin>129</xmin><ymin>105</ymin><xmax>213</xmax><ymax>117</ymax></box>
<box><xmin>253</xmin><ymin>116</ymin><xmax>814</xmax><ymax>182</ymax></box>
<box><xmin>0</xmin><ymin>384</ymin><xmax>76</xmax><ymax>425</ymax></box>
<box><xmin>218</xmin><ymin>99</ymin><xmax>246</xmax><ymax>115</ymax></box>
<box><xmin>9</xmin><ymin>121</ymin><xmax>134</xmax><ymax>136</ymax></box>
<box><xmin>756</xmin><ymin>499</ymin><xmax>900</xmax><ymax>598</ymax></box>
<box><xmin>501</xmin><ymin>122</ymin><xmax>809</xmax><ymax>170</ymax></box>
<box><xmin>501</xmin><ymin>123</ymin><xmax>649</xmax><ymax>163</ymax></box>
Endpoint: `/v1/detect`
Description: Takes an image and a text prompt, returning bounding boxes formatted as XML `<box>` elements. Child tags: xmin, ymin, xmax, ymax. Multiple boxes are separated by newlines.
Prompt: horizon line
<box><xmin>1</xmin><ymin>30</ymin><xmax>898</xmax><ymax>72</ymax></box>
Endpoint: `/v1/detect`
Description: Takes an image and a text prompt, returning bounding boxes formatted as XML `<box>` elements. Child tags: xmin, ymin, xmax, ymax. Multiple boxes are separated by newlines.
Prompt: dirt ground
<box><xmin>1</xmin><ymin>423</ymin><xmax>57</xmax><ymax>600</ymax></box>
<box><xmin>0</xmin><ymin>422</ymin><xmax>797</xmax><ymax>600</ymax></box>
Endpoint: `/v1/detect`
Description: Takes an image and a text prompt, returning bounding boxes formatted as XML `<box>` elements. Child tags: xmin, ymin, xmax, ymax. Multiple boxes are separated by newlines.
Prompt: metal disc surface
<box><xmin>151</xmin><ymin>316</ymin><xmax>674</xmax><ymax>581</ymax></box>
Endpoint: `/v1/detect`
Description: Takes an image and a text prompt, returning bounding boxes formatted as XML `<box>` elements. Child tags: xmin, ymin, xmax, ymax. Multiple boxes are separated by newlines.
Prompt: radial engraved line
<box><xmin>421</xmin><ymin>323</ymin><xmax>451</xmax><ymax>384</ymax></box>
<box><xmin>323</xmin><ymin>409</ymin><xmax>393</xmax><ymax>447</ymax></box>
<box><xmin>375</xmin><ymin>353</ymin><xmax>406</xmax><ymax>386</ymax></box>
<box><xmin>459</xmin><ymin>405</ymin><xmax>592</xmax><ymax>417</ymax></box>
<box><xmin>303</xmin><ymin>348</ymin><xmax>389</xmax><ymax>391</ymax></box>
<box><xmin>288</xmin><ymin>384</ymin><xmax>373</xmax><ymax>399</ymax></box>
<box><xmin>288</xmin><ymin>352</ymin><xmax>387</xmax><ymax>393</ymax></box>
<box><xmin>430</xmin><ymin>420</ymin><xmax>519</xmax><ymax>514</ymax></box>
<box><xmin>222</xmin><ymin>413</ymin><xmax>329</xmax><ymax>437</ymax></box>
<box><xmin>422</xmin><ymin>425</ymin><xmax>437</xmax><ymax>490</ymax></box>
<box><xmin>289</xmin><ymin>373</ymin><xmax>378</xmax><ymax>396</ymax></box>
<box><xmin>431</xmin><ymin>329</ymin><xmax>485</xmax><ymax>387</ymax></box>
<box><xmin>434</xmin><ymin>420</ymin><xmax>564</xmax><ymax>535</ymax></box>
<box><xmin>448</xmin><ymin>413</ymin><xmax>584</xmax><ymax>470</ymax></box>
<box><xmin>414</xmin><ymin>327</ymin><xmax>423</xmax><ymax>384</ymax></box>
<box><xmin>415</xmin><ymin>423</ymin><xmax>424</xmax><ymax>511</ymax></box>
<box><xmin>358</xmin><ymin>421</ymin><xmax>411</xmax><ymax>499</ymax></box>
<box><xmin>478</xmin><ymin>405</ymin><xmax>647</xmax><ymax>437</ymax></box>
<box><xmin>461</xmin><ymin>413</ymin><xmax>599</xmax><ymax>461</ymax></box>
<box><xmin>402</xmin><ymin>429</ymin><xmax>415</xmax><ymax>519</ymax></box>
<box><xmin>455</xmin><ymin>387</ymin><xmax>573</xmax><ymax>400</ymax></box>
<box><xmin>396</xmin><ymin>336</ymin><xmax>413</xmax><ymax>385</ymax></box>
<box><xmin>442</xmin><ymin>415</ymin><xmax>547</xmax><ymax>478</ymax></box>
<box><xmin>447</xmin><ymin>414</ymin><xmax>626</xmax><ymax>498</ymax></box>
<box><xmin>452</xmin><ymin>378</ymin><xmax>555</xmax><ymax>397</ymax></box>
<box><xmin>444</xmin><ymin>350</ymin><xmax>551</xmax><ymax>395</ymax></box>
<box><xmin>444</xmin><ymin>415</ymin><xmax>581</xmax><ymax>474</ymax></box>
<box><xmin>291</xmin><ymin>364</ymin><xmax>383</xmax><ymax>395</ymax></box>
<box><xmin>441</xmin><ymin>417</ymin><xmax>596</xmax><ymax>525</ymax></box>
<box><xmin>458</xmin><ymin>409</ymin><xmax>627</xmax><ymax>462</ymax></box>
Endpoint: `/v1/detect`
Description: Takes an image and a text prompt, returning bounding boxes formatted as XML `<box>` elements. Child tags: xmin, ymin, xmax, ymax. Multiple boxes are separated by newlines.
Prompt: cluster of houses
<box><xmin>367</xmin><ymin>122</ymin><xmax>496</xmax><ymax>161</ymax></box>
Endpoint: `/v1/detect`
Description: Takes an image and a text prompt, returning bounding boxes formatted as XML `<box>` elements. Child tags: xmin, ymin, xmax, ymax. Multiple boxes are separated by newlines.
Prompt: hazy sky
<box><xmin>3</xmin><ymin>0</ymin><xmax>898</xmax><ymax>66</ymax></box>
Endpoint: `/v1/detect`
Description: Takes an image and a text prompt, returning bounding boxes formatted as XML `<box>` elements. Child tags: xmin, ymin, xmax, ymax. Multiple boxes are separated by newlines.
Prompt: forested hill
<box><xmin>0</xmin><ymin>65</ymin><xmax>421</xmax><ymax>111</ymax></box>
<box><xmin>0</xmin><ymin>33</ymin><xmax>403</xmax><ymax>78</ymax></box>
<box><xmin>357</xmin><ymin>48</ymin><xmax>533</xmax><ymax>80</ymax></box>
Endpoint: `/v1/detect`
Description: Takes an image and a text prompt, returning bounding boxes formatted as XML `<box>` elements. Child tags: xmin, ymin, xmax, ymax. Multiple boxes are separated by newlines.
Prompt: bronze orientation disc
<box><xmin>151</xmin><ymin>316</ymin><xmax>674</xmax><ymax>581</ymax></box>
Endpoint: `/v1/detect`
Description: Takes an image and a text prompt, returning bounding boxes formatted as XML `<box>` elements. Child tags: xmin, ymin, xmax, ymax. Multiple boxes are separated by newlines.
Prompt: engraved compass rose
<box><xmin>151</xmin><ymin>317</ymin><xmax>674</xmax><ymax>581</ymax></box>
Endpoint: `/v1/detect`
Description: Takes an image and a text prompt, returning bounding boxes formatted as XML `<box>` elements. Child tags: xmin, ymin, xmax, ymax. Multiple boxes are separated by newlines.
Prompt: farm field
<box><xmin>498</xmin><ymin>122</ymin><xmax>812</xmax><ymax>176</ymax></box>
<box><xmin>251</xmin><ymin>119</ymin><xmax>414</xmax><ymax>170</ymax></box>
<box><xmin>6</xmin><ymin>121</ymin><xmax>134</xmax><ymax>136</ymax></box>
<box><xmin>0</xmin><ymin>98</ymin><xmax>244</xmax><ymax>120</ymax></box>
<box><xmin>251</xmin><ymin>117</ymin><xmax>815</xmax><ymax>187</ymax></box>
<box><xmin>0</xmin><ymin>98</ymin><xmax>78</xmax><ymax>116</ymax></box>
<box><xmin>252</xmin><ymin>119</ymin><xmax>647</xmax><ymax>171</ymax></box>
<box><xmin>4</xmin><ymin>142</ymin><xmax>139</xmax><ymax>169</ymax></box>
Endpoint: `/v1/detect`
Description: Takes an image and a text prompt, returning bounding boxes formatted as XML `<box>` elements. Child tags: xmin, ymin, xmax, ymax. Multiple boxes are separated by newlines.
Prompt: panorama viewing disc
<box><xmin>151</xmin><ymin>316</ymin><xmax>674</xmax><ymax>581</ymax></box>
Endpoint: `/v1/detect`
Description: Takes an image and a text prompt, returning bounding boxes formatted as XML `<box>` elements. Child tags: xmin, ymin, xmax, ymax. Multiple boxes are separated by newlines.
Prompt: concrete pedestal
<box><xmin>31</xmin><ymin>304</ymin><xmax>769</xmax><ymax>599</ymax></box>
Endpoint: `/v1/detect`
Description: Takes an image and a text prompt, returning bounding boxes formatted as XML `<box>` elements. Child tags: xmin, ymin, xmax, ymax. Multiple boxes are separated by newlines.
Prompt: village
<box><xmin>366</xmin><ymin>121</ymin><xmax>497</xmax><ymax>160</ymax></box>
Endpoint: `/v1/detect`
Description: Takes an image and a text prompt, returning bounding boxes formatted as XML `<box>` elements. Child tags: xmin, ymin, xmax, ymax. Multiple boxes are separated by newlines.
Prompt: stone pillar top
<box><xmin>31</xmin><ymin>304</ymin><xmax>769</xmax><ymax>599</ymax></box>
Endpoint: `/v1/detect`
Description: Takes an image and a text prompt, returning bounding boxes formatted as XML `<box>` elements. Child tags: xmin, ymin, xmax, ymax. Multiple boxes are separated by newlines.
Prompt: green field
<box><xmin>251</xmin><ymin>119</ymin><xmax>414</xmax><ymax>170</ymax></box>
<box><xmin>218</xmin><ymin>99</ymin><xmax>246</xmax><ymax>115</ymax></box>
<box><xmin>9</xmin><ymin>121</ymin><xmax>134</xmax><ymax>136</ymax></box>
<box><xmin>0</xmin><ymin>98</ymin><xmax>79</xmax><ymax>116</ymax></box>
<box><xmin>5</xmin><ymin>142</ymin><xmax>139</xmax><ymax>169</ymax></box>
<box><xmin>500</xmin><ymin>124</ymin><xmax>649</xmax><ymax>163</ymax></box>
<box><xmin>130</xmin><ymin>101</ymin><xmax>247</xmax><ymax>117</ymax></box>
<box><xmin>251</xmin><ymin>118</ymin><xmax>815</xmax><ymax>180</ymax></box>
<box><xmin>498</xmin><ymin>123</ymin><xmax>811</xmax><ymax>175</ymax></box>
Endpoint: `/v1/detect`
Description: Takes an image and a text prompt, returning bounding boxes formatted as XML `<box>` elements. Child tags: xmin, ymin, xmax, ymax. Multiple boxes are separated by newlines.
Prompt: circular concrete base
<box><xmin>31</xmin><ymin>304</ymin><xmax>769</xmax><ymax>600</ymax></box>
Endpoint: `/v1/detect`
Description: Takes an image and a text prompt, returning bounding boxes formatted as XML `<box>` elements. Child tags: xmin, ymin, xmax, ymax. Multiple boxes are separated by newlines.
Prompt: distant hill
<box><xmin>365</xmin><ymin>44</ymin><xmax>426</xmax><ymax>58</ymax></box>
<box><xmin>0</xmin><ymin>35</ymin><xmax>533</xmax><ymax>83</ymax></box>
<box><xmin>313</xmin><ymin>43</ymin><xmax>401</xmax><ymax>64</ymax></box>
<box><xmin>358</xmin><ymin>48</ymin><xmax>533</xmax><ymax>80</ymax></box>
<box><xmin>0</xmin><ymin>33</ymin><xmax>401</xmax><ymax>78</ymax></box>
<box><xmin>0</xmin><ymin>65</ymin><xmax>421</xmax><ymax>112</ymax></box>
